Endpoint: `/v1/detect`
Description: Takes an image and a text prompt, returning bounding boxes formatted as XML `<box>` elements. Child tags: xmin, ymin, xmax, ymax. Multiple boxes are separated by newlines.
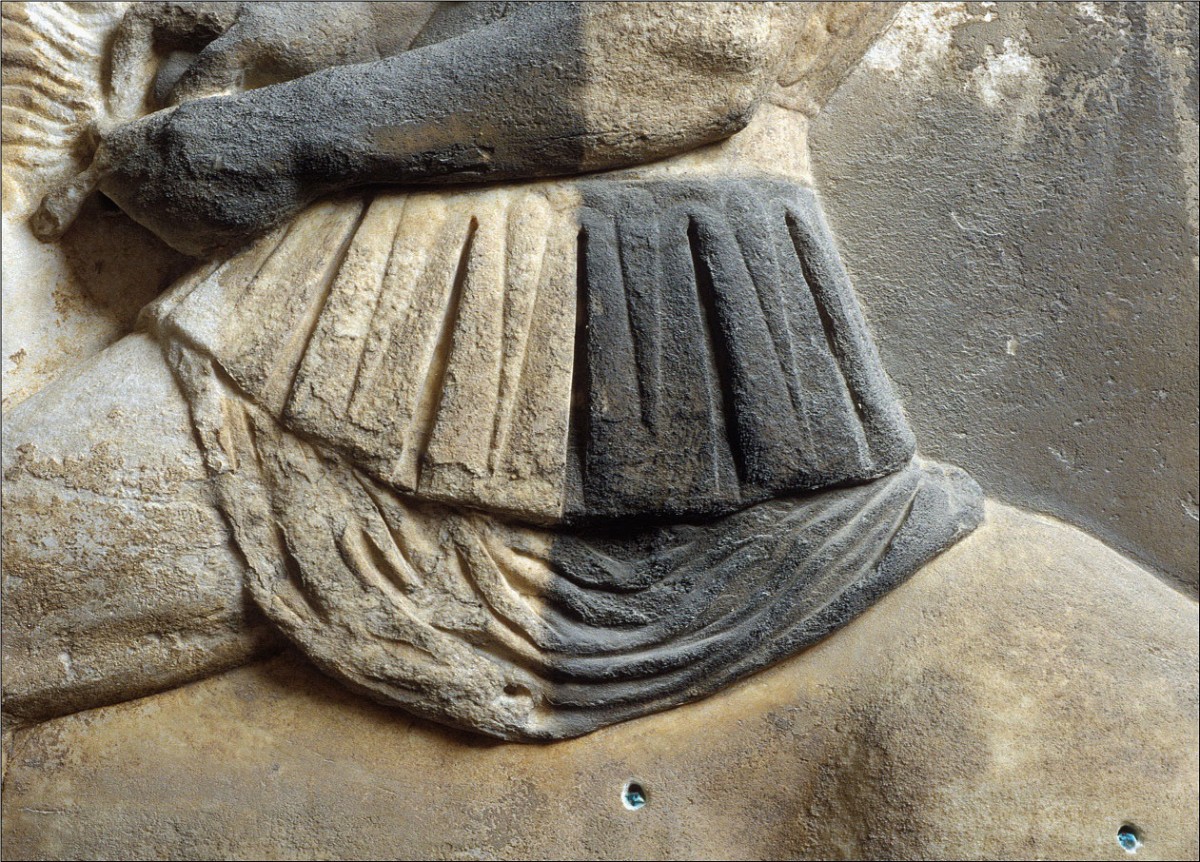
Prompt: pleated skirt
<box><xmin>147</xmin><ymin>176</ymin><xmax>982</xmax><ymax>739</ymax></box>
<box><xmin>147</xmin><ymin>176</ymin><xmax>915</xmax><ymax>525</ymax></box>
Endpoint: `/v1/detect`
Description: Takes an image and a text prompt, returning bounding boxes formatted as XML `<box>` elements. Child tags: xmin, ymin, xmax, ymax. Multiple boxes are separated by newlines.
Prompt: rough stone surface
<box><xmin>572</xmin><ymin>179</ymin><xmax>915</xmax><ymax>519</ymax></box>
<box><xmin>6</xmin><ymin>2</ymin><xmax>980</xmax><ymax>740</ymax></box>
<box><xmin>1</xmin><ymin>271</ymin><xmax>978</xmax><ymax>738</ymax></box>
<box><xmin>6</xmin><ymin>3</ymin><xmax>1195</xmax><ymax>598</ymax></box>
<box><xmin>1</xmin><ymin>332</ymin><xmax>281</xmax><ymax>725</ymax></box>
<box><xmin>29</xmin><ymin>3</ymin><xmax>843</xmax><ymax>257</ymax></box>
<box><xmin>2</xmin><ymin>2</ymin><xmax>1197</xmax><ymax>857</ymax></box>
<box><xmin>3</xmin><ymin>504</ymin><xmax>1196</xmax><ymax>860</ymax></box>
<box><xmin>1</xmin><ymin>3</ymin><xmax>190</xmax><ymax>409</ymax></box>
<box><xmin>143</xmin><ymin>179</ymin><xmax>921</xmax><ymax>525</ymax></box>
<box><xmin>813</xmin><ymin>1</ymin><xmax>1200</xmax><ymax>594</ymax></box>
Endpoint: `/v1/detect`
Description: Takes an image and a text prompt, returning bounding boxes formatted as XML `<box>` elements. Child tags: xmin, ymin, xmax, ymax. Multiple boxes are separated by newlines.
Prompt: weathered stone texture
<box><xmin>1</xmin><ymin>3</ymin><xmax>1196</xmax><ymax>857</ymax></box>
<box><xmin>5</xmin><ymin>2</ymin><xmax>1196</xmax><ymax>596</ymax></box>
<box><xmin>814</xmin><ymin>1</ymin><xmax>1200</xmax><ymax>594</ymax></box>
<box><xmin>3</xmin><ymin>504</ymin><xmax>1195</xmax><ymax>860</ymax></box>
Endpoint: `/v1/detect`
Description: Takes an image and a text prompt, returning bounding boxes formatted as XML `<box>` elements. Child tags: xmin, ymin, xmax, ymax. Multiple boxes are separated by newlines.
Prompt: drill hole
<box><xmin>1117</xmin><ymin>824</ymin><xmax>1141</xmax><ymax>853</ymax></box>
<box><xmin>622</xmin><ymin>781</ymin><xmax>647</xmax><ymax>810</ymax></box>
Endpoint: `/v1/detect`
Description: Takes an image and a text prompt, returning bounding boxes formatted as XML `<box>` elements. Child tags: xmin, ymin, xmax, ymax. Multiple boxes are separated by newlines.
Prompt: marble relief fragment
<box><xmin>2</xmin><ymin>2</ymin><xmax>1196</xmax><ymax>859</ymax></box>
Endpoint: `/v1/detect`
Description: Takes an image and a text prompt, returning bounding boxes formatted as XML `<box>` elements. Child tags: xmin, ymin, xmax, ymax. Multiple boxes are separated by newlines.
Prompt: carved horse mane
<box><xmin>1</xmin><ymin>2</ymin><xmax>124</xmax><ymax>213</ymax></box>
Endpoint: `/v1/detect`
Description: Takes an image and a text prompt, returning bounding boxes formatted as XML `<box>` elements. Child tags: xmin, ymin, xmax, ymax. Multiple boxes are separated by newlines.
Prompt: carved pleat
<box><xmin>151</xmin><ymin>176</ymin><xmax>984</xmax><ymax>739</ymax></box>
<box><xmin>151</xmin><ymin>188</ymin><xmax>578</xmax><ymax>522</ymax></box>
<box><xmin>2</xmin><ymin>2</ymin><xmax>123</xmax><ymax>187</ymax></box>
<box><xmin>147</xmin><ymin>178</ymin><xmax>917</xmax><ymax>525</ymax></box>
<box><xmin>163</xmin><ymin>346</ymin><xmax>982</xmax><ymax>740</ymax></box>
<box><xmin>569</xmin><ymin>179</ymin><xmax>915</xmax><ymax>520</ymax></box>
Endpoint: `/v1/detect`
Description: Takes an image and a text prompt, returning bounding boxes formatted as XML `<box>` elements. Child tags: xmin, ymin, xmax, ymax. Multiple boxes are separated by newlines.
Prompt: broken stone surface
<box><xmin>2</xmin><ymin>504</ymin><xmax>1196</xmax><ymax>860</ymax></box>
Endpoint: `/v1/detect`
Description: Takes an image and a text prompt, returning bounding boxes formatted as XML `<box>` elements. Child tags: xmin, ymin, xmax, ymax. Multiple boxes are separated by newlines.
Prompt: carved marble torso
<box><xmin>140</xmin><ymin>175</ymin><xmax>982</xmax><ymax>738</ymax></box>
<box><xmin>3</xmin><ymin>4</ymin><xmax>1197</xmax><ymax>858</ymax></box>
<box><xmin>97</xmin><ymin>5</ymin><xmax>983</xmax><ymax>739</ymax></box>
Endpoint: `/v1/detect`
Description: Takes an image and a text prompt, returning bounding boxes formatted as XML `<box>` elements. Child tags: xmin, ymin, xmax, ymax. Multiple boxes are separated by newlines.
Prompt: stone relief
<box><xmin>2</xmin><ymin>2</ymin><xmax>1196</xmax><ymax>858</ymax></box>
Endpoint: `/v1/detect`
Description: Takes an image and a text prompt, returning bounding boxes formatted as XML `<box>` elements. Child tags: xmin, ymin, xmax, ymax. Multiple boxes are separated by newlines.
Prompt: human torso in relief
<box><xmin>6</xmin><ymin>2</ymin><xmax>985</xmax><ymax>741</ymax></box>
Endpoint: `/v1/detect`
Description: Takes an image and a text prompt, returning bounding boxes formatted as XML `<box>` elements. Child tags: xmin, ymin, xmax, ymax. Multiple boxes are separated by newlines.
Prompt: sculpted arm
<box><xmin>302</xmin><ymin>2</ymin><xmax>783</xmax><ymax>181</ymax></box>
<box><xmin>40</xmin><ymin>2</ymin><xmax>796</xmax><ymax>255</ymax></box>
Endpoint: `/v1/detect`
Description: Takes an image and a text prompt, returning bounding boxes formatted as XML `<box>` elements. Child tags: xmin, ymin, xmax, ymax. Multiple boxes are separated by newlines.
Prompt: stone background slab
<box><xmin>814</xmin><ymin>1</ymin><xmax>1199</xmax><ymax>595</ymax></box>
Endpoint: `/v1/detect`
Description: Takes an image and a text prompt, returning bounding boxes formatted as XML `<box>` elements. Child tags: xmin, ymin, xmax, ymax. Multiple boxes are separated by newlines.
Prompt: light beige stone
<box><xmin>3</xmin><ymin>503</ymin><xmax>1195</xmax><ymax>860</ymax></box>
<box><xmin>2</xmin><ymin>3</ymin><xmax>1197</xmax><ymax>858</ymax></box>
<box><xmin>1</xmin><ymin>333</ymin><xmax>280</xmax><ymax>723</ymax></box>
<box><xmin>4</xmin><ymin>2</ymin><xmax>1195</xmax><ymax>596</ymax></box>
<box><xmin>1</xmin><ymin>3</ymin><xmax>189</xmax><ymax>412</ymax></box>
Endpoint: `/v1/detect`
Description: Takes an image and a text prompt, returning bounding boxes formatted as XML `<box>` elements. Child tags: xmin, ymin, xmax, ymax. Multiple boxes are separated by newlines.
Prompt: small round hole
<box><xmin>622</xmin><ymin>781</ymin><xmax>647</xmax><ymax>810</ymax></box>
<box><xmin>1117</xmin><ymin>824</ymin><xmax>1141</xmax><ymax>853</ymax></box>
